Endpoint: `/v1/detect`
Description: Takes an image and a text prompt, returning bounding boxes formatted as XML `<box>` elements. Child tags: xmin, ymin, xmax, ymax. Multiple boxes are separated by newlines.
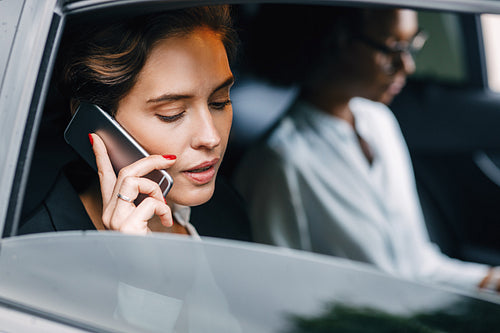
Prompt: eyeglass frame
<box><xmin>354</xmin><ymin>29</ymin><xmax>428</xmax><ymax>74</ymax></box>
<box><xmin>354</xmin><ymin>29</ymin><xmax>428</xmax><ymax>57</ymax></box>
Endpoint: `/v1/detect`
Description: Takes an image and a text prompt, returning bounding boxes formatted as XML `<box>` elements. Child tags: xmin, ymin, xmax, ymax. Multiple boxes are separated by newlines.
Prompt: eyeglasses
<box><xmin>355</xmin><ymin>29</ymin><xmax>428</xmax><ymax>58</ymax></box>
<box><xmin>354</xmin><ymin>29</ymin><xmax>428</xmax><ymax>74</ymax></box>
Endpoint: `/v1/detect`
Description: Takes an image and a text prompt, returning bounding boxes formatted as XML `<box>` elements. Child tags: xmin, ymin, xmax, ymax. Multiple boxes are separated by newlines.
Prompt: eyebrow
<box><xmin>213</xmin><ymin>76</ymin><xmax>235</xmax><ymax>94</ymax></box>
<box><xmin>147</xmin><ymin>75</ymin><xmax>235</xmax><ymax>104</ymax></box>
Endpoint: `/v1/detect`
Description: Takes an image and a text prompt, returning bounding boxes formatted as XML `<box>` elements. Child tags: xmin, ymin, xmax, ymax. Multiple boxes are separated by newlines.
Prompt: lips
<box><xmin>183</xmin><ymin>158</ymin><xmax>219</xmax><ymax>184</ymax></box>
<box><xmin>387</xmin><ymin>78</ymin><xmax>406</xmax><ymax>96</ymax></box>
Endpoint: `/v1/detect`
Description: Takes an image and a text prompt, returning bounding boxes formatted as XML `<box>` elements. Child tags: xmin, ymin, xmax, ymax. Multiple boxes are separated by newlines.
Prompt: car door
<box><xmin>1</xmin><ymin>1</ymin><xmax>500</xmax><ymax>331</ymax></box>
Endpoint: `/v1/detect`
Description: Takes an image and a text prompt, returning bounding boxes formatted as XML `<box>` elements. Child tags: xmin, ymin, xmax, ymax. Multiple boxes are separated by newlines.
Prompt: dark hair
<box><xmin>242</xmin><ymin>4</ymin><xmax>368</xmax><ymax>86</ymax></box>
<box><xmin>58</xmin><ymin>5</ymin><xmax>238</xmax><ymax>115</ymax></box>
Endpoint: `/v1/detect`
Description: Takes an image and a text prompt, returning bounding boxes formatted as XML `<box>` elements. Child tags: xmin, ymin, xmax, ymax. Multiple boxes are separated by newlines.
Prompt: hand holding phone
<box><xmin>64</xmin><ymin>102</ymin><xmax>173</xmax><ymax>205</ymax></box>
<box><xmin>64</xmin><ymin>102</ymin><xmax>176</xmax><ymax>233</ymax></box>
<box><xmin>89</xmin><ymin>133</ymin><xmax>175</xmax><ymax>233</ymax></box>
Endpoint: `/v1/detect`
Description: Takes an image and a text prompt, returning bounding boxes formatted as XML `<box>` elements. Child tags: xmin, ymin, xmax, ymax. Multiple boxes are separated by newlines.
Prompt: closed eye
<box><xmin>210</xmin><ymin>100</ymin><xmax>232</xmax><ymax>111</ymax></box>
<box><xmin>156</xmin><ymin>111</ymin><xmax>185</xmax><ymax>123</ymax></box>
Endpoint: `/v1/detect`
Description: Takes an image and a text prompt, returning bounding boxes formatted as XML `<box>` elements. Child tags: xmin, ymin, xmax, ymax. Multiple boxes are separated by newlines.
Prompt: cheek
<box><xmin>149</xmin><ymin>130</ymin><xmax>190</xmax><ymax>160</ymax></box>
<box><xmin>361</xmin><ymin>54</ymin><xmax>384</xmax><ymax>78</ymax></box>
<box><xmin>374</xmin><ymin>53</ymin><xmax>391</xmax><ymax>74</ymax></box>
<box><xmin>344</xmin><ymin>54</ymin><xmax>378</xmax><ymax>85</ymax></box>
<box><xmin>215</xmin><ymin>110</ymin><xmax>233</xmax><ymax>148</ymax></box>
<box><xmin>127</xmin><ymin>121</ymin><xmax>188</xmax><ymax>159</ymax></box>
<box><xmin>219</xmin><ymin>110</ymin><xmax>233</xmax><ymax>134</ymax></box>
<box><xmin>358</xmin><ymin>56</ymin><xmax>389</xmax><ymax>90</ymax></box>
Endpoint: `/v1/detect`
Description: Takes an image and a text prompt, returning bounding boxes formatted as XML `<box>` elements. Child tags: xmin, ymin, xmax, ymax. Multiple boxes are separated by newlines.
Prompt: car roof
<box><xmin>61</xmin><ymin>0</ymin><xmax>500</xmax><ymax>15</ymax></box>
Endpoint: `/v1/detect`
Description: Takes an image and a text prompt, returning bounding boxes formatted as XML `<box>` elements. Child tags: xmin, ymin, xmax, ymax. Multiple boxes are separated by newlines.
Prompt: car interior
<box><xmin>6</xmin><ymin>1</ymin><xmax>500</xmax><ymax>270</ymax></box>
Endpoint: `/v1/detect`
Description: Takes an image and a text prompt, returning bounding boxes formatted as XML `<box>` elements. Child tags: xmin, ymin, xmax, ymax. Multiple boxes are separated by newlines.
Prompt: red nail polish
<box><xmin>163</xmin><ymin>155</ymin><xmax>176</xmax><ymax>160</ymax></box>
<box><xmin>88</xmin><ymin>133</ymin><xmax>93</xmax><ymax>146</ymax></box>
<box><xmin>164</xmin><ymin>197</ymin><xmax>168</xmax><ymax>204</ymax></box>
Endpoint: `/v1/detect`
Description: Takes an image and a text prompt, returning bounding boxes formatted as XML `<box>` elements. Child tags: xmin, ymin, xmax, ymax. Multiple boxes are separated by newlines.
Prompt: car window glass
<box><xmin>1</xmin><ymin>233</ymin><xmax>499</xmax><ymax>332</ymax></box>
<box><xmin>413</xmin><ymin>11</ymin><xmax>467</xmax><ymax>83</ymax></box>
<box><xmin>481</xmin><ymin>14</ymin><xmax>500</xmax><ymax>92</ymax></box>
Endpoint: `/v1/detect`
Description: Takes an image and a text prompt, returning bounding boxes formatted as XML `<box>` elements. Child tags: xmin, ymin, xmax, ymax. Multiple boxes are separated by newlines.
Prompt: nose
<box><xmin>394</xmin><ymin>51</ymin><xmax>416</xmax><ymax>75</ymax></box>
<box><xmin>191</xmin><ymin>108</ymin><xmax>221</xmax><ymax>150</ymax></box>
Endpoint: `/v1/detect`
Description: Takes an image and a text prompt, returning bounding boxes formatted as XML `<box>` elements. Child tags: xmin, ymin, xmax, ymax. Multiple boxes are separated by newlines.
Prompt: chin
<box><xmin>166</xmin><ymin>181</ymin><xmax>216</xmax><ymax>207</ymax></box>
<box><xmin>375</xmin><ymin>91</ymin><xmax>396</xmax><ymax>105</ymax></box>
<box><xmin>380</xmin><ymin>96</ymin><xmax>394</xmax><ymax>105</ymax></box>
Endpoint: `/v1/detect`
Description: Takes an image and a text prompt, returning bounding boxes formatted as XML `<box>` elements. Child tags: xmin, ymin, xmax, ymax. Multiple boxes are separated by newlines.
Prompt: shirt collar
<box><xmin>292</xmin><ymin>99</ymin><xmax>354</xmax><ymax>141</ymax></box>
<box><xmin>171</xmin><ymin>204</ymin><xmax>200</xmax><ymax>240</ymax></box>
<box><xmin>171</xmin><ymin>204</ymin><xmax>191</xmax><ymax>227</ymax></box>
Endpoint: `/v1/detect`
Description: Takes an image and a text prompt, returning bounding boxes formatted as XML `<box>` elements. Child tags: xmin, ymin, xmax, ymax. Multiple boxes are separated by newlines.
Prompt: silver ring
<box><xmin>117</xmin><ymin>193</ymin><xmax>133</xmax><ymax>203</ymax></box>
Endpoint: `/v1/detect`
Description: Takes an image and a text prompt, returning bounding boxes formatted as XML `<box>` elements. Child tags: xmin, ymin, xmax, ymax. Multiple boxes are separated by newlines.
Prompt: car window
<box><xmin>3</xmin><ymin>1</ymin><xmax>500</xmax><ymax>330</ymax></box>
<box><xmin>481</xmin><ymin>13</ymin><xmax>500</xmax><ymax>92</ymax></box>
<box><xmin>413</xmin><ymin>11</ymin><xmax>467</xmax><ymax>83</ymax></box>
<box><xmin>1</xmin><ymin>233</ymin><xmax>499</xmax><ymax>332</ymax></box>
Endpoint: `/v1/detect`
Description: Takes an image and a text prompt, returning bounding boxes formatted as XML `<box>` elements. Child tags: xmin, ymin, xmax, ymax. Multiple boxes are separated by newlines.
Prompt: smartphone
<box><xmin>64</xmin><ymin>102</ymin><xmax>173</xmax><ymax>204</ymax></box>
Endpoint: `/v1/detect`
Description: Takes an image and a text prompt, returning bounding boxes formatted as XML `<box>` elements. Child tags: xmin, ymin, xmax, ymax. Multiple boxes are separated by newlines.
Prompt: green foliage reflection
<box><xmin>285</xmin><ymin>300</ymin><xmax>500</xmax><ymax>333</ymax></box>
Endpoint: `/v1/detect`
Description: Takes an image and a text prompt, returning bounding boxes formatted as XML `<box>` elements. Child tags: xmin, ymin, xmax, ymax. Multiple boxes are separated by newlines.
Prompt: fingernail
<box><xmin>162</xmin><ymin>155</ymin><xmax>176</xmax><ymax>160</ymax></box>
<box><xmin>164</xmin><ymin>197</ymin><xmax>168</xmax><ymax>204</ymax></box>
<box><xmin>88</xmin><ymin>133</ymin><xmax>93</xmax><ymax>146</ymax></box>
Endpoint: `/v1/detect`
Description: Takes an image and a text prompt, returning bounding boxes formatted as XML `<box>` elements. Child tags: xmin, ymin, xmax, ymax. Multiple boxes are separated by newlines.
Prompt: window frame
<box><xmin>0</xmin><ymin>0</ymin><xmax>63</xmax><ymax>237</ymax></box>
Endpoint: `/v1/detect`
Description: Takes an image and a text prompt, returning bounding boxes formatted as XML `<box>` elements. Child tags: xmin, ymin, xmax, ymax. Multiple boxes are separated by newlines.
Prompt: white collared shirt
<box><xmin>171</xmin><ymin>204</ymin><xmax>201</xmax><ymax>240</ymax></box>
<box><xmin>235</xmin><ymin>97</ymin><xmax>489</xmax><ymax>291</ymax></box>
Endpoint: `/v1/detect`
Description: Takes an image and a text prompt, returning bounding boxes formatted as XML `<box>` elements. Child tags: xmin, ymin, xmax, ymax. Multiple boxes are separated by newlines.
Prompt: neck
<box><xmin>300</xmin><ymin>86</ymin><xmax>355</xmax><ymax>127</ymax></box>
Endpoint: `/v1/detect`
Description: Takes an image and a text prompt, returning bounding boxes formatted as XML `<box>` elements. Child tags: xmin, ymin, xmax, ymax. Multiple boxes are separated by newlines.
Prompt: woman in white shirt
<box><xmin>235</xmin><ymin>5</ymin><xmax>500</xmax><ymax>293</ymax></box>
